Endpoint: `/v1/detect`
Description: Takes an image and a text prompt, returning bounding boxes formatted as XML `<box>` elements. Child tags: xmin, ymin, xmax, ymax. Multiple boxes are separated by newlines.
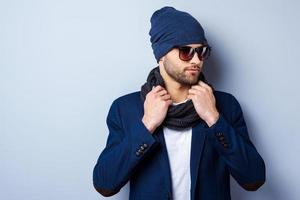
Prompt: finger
<box><xmin>152</xmin><ymin>85</ymin><xmax>165</xmax><ymax>93</ymax></box>
<box><xmin>198</xmin><ymin>80</ymin><xmax>205</xmax><ymax>85</ymax></box>
<box><xmin>191</xmin><ymin>84</ymin><xmax>204</xmax><ymax>90</ymax></box>
<box><xmin>187</xmin><ymin>94</ymin><xmax>194</xmax><ymax>100</ymax></box>
<box><xmin>192</xmin><ymin>84</ymin><xmax>210</xmax><ymax>92</ymax></box>
<box><xmin>166</xmin><ymin>99</ymin><xmax>173</xmax><ymax>105</ymax></box>
<box><xmin>198</xmin><ymin>80</ymin><xmax>212</xmax><ymax>90</ymax></box>
<box><xmin>157</xmin><ymin>89</ymin><xmax>168</xmax><ymax>96</ymax></box>
<box><xmin>161</xmin><ymin>94</ymin><xmax>171</xmax><ymax>100</ymax></box>
<box><xmin>188</xmin><ymin>88</ymin><xmax>198</xmax><ymax>95</ymax></box>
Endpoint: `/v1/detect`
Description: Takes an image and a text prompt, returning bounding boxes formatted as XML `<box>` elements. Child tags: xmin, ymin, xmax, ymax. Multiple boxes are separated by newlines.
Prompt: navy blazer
<box><xmin>93</xmin><ymin>90</ymin><xmax>266</xmax><ymax>200</ymax></box>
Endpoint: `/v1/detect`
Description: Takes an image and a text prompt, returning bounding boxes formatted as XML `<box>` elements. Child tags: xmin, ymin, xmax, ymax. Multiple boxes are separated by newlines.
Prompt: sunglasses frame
<box><xmin>175</xmin><ymin>44</ymin><xmax>212</xmax><ymax>61</ymax></box>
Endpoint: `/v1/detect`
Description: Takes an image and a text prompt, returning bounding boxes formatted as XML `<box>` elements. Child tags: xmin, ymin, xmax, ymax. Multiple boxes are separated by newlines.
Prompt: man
<box><xmin>93</xmin><ymin>6</ymin><xmax>265</xmax><ymax>200</ymax></box>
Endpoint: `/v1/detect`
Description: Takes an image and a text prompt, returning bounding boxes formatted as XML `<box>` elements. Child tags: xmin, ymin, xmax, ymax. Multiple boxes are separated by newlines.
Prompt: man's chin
<box><xmin>186</xmin><ymin>76</ymin><xmax>200</xmax><ymax>85</ymax></box>
<box><xmin>177</xmin><ymin>79</ymin><xmax>198</xmax><ymax>86</ymax></box>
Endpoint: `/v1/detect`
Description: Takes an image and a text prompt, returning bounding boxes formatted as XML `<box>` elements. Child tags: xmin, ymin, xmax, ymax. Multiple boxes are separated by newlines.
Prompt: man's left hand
<box><xmin>187</xmin><ymin>80</ymin><xmax>220</xmax><ymax>127</ymax></box>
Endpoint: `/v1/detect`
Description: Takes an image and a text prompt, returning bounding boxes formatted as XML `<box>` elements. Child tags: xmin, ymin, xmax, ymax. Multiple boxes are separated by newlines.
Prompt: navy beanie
<box><xmin>149</xmin><ymin>6</ymin><xmax>207</xmax><ymax>62</ymax></box>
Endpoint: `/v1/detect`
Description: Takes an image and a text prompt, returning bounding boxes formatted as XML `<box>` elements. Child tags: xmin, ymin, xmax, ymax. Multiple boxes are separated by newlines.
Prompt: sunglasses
<box><xmin>175</xmin><ymin>45</ymin><xmax>211</xmax><ymax>61</ymax></box>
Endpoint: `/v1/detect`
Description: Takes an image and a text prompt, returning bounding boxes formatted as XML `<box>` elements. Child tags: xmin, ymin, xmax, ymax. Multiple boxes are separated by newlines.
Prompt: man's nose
<box><xmin>190</xmin><ymin>52</ymin><xmax>202</xmax><ymax>64</ymax></box>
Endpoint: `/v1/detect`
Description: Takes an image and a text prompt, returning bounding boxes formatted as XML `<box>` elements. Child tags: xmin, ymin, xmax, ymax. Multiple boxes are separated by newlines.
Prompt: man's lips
<box><xmin>185</xmin><ymin>68</ymin><xmax>200</xmax><ymax>76</ymax></box>
<box><xmin>186</xmin><ymin>68</ymin><xmax>200</xmax><ymax>72</ymax></box>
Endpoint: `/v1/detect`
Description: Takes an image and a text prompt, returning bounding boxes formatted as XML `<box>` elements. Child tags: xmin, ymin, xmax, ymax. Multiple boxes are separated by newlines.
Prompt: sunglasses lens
<box><xmin>178</xmin><ymin>47</ymin><xmax>194</xmax><ymax>61</ymax></box>
<box><xmin>198</xmin><ymin>46</ymin><xmax>210</xmax><ymax>60</ymax></box>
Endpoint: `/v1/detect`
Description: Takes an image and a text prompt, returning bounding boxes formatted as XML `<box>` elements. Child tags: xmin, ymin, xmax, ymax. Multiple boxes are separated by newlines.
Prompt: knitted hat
<box><xmin>149</xmin><ymin>6</ymin><xmax>207</xmax><ymax>62</ymax></box>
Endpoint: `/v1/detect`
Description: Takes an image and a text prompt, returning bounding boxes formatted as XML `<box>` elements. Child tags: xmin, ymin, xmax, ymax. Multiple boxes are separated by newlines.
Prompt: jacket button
<box><xmin>140</xmin><ymin>146</ymin><xmax>145</xmax><ymax>150</ymax></box>
<box><xmin>218</xmin><ymin>136</ymin><xmax>225</xmax><ymax>141</ymax></box>
<box><xmin>136</xmin><ymin>151</ymin><xmax>141</xmax><ymax>156</ymax></box>
<box><xmin>216</xmin><ymin>132</ymin><xmax>223</xmax><ymax>137</ymax></box>
<box><xmin>138</xmin><ymin>149</ymin><xmax>143</xmax><ymax>153</ymax></box>
<box><xmin>220</xmin><ymin>140</ymin><xmax>226</xmax><ymax>145</ymax></box>
<box><xmin>143</xmin><ymin>143</ymin><xmax>148</xmax><ymax>148</ymax></box>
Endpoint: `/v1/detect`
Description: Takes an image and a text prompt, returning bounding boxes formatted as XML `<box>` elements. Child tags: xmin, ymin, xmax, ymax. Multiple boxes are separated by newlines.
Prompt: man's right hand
<box><xmin>142</xmin><ymin>85</ymin><xmax>172</xmax><ymax>134</ymax></box>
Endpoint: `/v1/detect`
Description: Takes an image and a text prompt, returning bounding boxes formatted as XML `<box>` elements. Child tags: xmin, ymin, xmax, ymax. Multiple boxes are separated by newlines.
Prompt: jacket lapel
<box><xmin>190</xmin><ymin>121</ymin><xmax>208</xmax><ymax>199</ymax></box>
<box><xmin>153</xmin><ymin>126</ymin><xmax>173</xmax><ymax>197</ymax></box>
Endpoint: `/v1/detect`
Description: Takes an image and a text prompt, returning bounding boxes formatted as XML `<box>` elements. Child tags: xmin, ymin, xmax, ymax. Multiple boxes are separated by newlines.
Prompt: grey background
<box><xmin>1</xmin><ymin>0</ymin><xmax>299</xmax><ymax>200</ymax></box>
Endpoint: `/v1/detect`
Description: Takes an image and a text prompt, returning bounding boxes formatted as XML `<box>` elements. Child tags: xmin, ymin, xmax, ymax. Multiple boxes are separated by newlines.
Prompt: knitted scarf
<box><xmin>140</xmin><ymin>66</ymin><xmax>214</xmax><ymax>130</ymax></box>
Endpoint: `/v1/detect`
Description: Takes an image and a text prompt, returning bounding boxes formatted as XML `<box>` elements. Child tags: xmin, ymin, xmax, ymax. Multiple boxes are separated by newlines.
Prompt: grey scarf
<box><xmin>140</xmin><ymin>66</ymin><xmax>214</xmax><ymax>130</ymax></box>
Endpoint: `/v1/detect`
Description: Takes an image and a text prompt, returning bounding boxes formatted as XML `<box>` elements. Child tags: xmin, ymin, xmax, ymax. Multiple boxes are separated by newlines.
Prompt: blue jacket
<box><xmin>93</xmin><ymin>90</ymin><xmax>266</xmax><ymax>200</ymax></box>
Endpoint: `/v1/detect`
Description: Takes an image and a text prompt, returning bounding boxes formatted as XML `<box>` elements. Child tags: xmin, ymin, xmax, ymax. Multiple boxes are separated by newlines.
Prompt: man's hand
<box><xmin>187</xmin><ymin>80</ymin><xmax>220</xmax><ymax>127</ymax></box>
<box><xmin>142</xmin><ymin>85</ymin><xmax>172</xmax><ymax>134</ymax></box>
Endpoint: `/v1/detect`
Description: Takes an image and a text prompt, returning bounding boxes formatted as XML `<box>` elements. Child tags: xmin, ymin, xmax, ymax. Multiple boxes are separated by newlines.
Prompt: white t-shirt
<box><xmin>163</xmin><ymin>99</ymin><xmax>192</xmax><ymax>200</ymax></box>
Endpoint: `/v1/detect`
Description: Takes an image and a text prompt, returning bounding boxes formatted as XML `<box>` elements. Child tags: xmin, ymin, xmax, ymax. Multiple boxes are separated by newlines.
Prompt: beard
<box><xmin>163</xmin><ymin>61</ymin><xmax>200</xmax><ymax>86</ymax></box>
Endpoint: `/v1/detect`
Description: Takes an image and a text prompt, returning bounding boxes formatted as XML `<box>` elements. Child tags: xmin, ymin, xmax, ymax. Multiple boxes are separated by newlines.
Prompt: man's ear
<box><xmin>158</xmin><ymin>56</ymin><xmax>164</xmax><ymax>64</ymax></box>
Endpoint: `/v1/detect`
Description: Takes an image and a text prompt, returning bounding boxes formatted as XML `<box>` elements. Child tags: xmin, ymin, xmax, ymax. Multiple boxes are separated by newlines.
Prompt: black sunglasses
<box><xmin>175</xmin><ymin>45</ymin><xmax>211</xmax><ymax>61</ymax></box>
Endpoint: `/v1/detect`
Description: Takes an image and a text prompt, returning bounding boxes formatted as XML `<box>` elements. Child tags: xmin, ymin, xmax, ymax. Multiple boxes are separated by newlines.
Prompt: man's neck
<box><xmin>166</xmin><ymin>83</ymin><xmax>190</xmax><ymax>104</ymax></box>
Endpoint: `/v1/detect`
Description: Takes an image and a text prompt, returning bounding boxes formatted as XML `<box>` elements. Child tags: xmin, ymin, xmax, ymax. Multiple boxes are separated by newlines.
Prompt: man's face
<box><xmin>160</xmin><ymin>44</ymin><xmax>204</xmax><ymax>86</ymax></box>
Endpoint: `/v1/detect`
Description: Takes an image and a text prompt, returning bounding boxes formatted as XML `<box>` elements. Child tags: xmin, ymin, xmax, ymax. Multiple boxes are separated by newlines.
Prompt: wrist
<box><xmin>206</xmin><ymin>112</ymin><xmax>220</xmax><ymax>127</ymax></box>
<box><xmin>142</xmin><ymin>116</ymin><xmax>157</xmax><ymax>134</ymax></box>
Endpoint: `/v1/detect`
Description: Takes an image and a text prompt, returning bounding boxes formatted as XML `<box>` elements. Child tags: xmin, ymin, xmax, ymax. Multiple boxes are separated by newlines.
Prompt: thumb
<box><xmin>187</xmin><ymin>94</ymin><xmax>193</xmax><ymax>100</ymax></box>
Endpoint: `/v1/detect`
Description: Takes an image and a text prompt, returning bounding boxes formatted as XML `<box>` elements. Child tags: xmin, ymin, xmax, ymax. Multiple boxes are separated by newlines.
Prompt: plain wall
<box><xmin>1</xmin><ymin>0</ymin><xmax>299</xmax><ymax>199</ymax></box>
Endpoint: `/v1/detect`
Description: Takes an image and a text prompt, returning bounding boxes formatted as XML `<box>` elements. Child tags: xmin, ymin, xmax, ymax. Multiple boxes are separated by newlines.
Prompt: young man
<box><xmin>93</xmin><ymin>6</ymin><xmax>265</xmax><ymax>200</ymax></box>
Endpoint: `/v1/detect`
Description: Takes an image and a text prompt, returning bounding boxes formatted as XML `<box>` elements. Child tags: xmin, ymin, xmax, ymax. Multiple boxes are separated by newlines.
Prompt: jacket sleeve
<box><xmin>208</xmin><ymin>95</ymin><xmax>266</xmax><ymax>191</ymax></box>
<box><xmin>92</xmin><ymin>100</ymin><xmax>159</xmax><ymax>197</ymax></box>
